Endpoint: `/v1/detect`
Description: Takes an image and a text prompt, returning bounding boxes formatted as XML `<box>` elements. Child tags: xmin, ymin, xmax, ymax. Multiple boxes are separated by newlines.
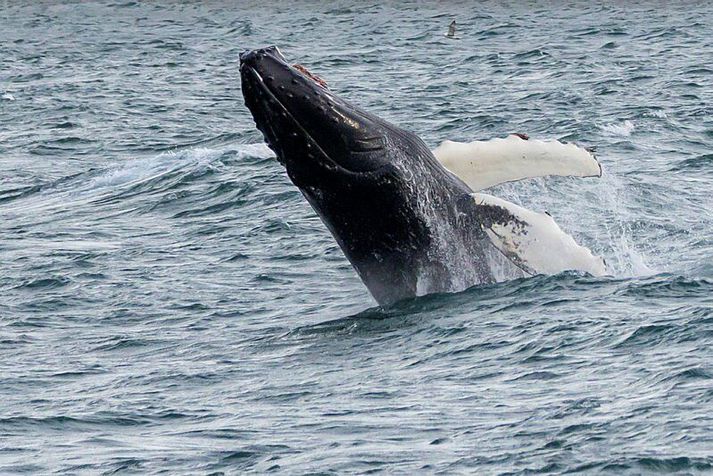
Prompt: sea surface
<box><xmin>2</xmin><ymin>1</ymin><xmax>713</xmax><ymax>474</ymax></box>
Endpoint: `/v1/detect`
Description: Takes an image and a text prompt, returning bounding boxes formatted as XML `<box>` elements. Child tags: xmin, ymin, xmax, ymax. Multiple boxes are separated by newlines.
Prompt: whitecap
<box><xmin>601</xmin><ymin>120</ymin><xmax>635</xmax><ymax>136</ymax></box>
<box><xmin>646</xmin><ymin>109</ymin><xmax>667</xmax><ymax>119</ymax></box>
<box><xmin>86</xmin><ymin>143</ymin><xmax>273</xmax><ymax>191</ymax></box>
<box><xmin>2</xmin><ymin>143</ymin><xmax>274</xmax><ymax>214</ymax></box>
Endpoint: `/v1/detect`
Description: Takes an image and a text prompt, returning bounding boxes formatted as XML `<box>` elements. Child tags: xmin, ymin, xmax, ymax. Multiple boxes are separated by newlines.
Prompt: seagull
<box><xmin>446</xmin><ymin>20</ymin><xmax>457</xmax><ymax>39</ymax></box>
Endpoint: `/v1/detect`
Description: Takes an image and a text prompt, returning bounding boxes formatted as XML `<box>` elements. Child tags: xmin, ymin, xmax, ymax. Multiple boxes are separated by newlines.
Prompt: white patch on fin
<box><xmin>433</xmin><ymin>135</ymin><xmax>601</xmax><ymax>191</ymax></box>
<box><xmin>473</xmin><ymin>193</ymin><xmax>607</xmax><ymax>277</ymax></box>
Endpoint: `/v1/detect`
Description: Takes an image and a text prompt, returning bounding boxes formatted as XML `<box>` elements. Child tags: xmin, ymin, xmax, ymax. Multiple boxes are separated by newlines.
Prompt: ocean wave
<box><xmin>3</xmin><ymin>1</ymin><xmax>713</xmax><ymax>474</ymax></box>
<box><xmin>0</xmin><ymin>143</ymin><xmax>274</xmax><ymax>214</ymax></box>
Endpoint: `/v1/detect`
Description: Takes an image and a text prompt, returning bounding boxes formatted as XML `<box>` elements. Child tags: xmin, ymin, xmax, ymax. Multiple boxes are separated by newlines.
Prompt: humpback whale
<box><xmin>240</xmin><ymin>46</ymin><xmax>606</xmax><ymax>305</ymax></box>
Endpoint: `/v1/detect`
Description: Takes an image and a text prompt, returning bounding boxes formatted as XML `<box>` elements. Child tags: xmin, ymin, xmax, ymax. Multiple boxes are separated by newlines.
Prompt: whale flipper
<box><xmin>473</xmin><ymin>193</ymin><xmax>607</xmax><ymax>277</ymax></box>
<box><xmin>433</xmin><ymin>135</ymin><xmax>601</xmax><ymax>192</ymax></box>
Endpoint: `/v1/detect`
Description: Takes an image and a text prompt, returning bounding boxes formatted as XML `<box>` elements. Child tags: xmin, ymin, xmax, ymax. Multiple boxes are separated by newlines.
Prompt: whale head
<box><xmin>239</xmin><ymin>46</ymin><xmax>434</xmax><ymax>187</ymax></box>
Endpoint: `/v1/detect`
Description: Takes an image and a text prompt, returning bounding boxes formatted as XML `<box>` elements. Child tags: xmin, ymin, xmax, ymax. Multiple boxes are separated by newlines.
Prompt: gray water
<box><xmin>2</xmin><ymin>1</ymin><xmax>713</xmax><ymax>474</ymax></box>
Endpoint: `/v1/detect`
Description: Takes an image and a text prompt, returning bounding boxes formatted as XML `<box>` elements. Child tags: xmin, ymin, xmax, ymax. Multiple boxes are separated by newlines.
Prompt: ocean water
<box><xmin>2</xmin><ymin>1</ymin><xmax>713</xmax><ymax>473</ymax></box>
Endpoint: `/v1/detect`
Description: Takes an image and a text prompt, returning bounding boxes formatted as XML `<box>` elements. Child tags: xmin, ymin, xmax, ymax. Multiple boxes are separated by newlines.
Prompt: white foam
<box><xmin>2</xmin><ymin>92</ymin><xmax>16</xmax><ymax>101</ymax></box>
<box><xmin>87</xmin><ymin>148</ymin><xmax>218</xmax><ymax>190</ymax></box>
<box><xmin>646</xmin><ymin>110</ymin><xmax>667</xmax><ymax>119</ymax></box>
<box><xmin>601</xmin><ymin>120</ymin><xmax>635</xmax><ymax>136</ymax></box>
<box><xmin>86</xmin><ymin>143</ymin><xmax>273</xmax><ymax>191</ymax></box>
<box><xmin>4</xmin><ymin>143</ymin><xmax>275</xmax><ymax>214</ymax></box>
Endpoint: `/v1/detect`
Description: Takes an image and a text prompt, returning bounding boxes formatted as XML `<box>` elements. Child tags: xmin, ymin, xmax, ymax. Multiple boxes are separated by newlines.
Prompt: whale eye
<box><xmin>340</xmin><ymin>135</ymin><xmax>388</xmax><ymax>172</ymax></box>
<box><xmin>350</xmin><ymin>136</ymin><xmax>385</xmax><ymax>153</ymax></box>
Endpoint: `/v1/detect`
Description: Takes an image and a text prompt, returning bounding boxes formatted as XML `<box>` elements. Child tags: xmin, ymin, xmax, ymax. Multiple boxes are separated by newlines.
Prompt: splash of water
<box><xmin>595</xmin><ymin>170</ymin><xmax>656</xmax><ymax>277</ymax></box>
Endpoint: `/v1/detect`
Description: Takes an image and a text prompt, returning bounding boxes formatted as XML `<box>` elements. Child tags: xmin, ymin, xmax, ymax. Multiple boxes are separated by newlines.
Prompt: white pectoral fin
<box><xmin>433</xmin><ymin>135</ymin><xmax>601</xmax><ymax>191</ymax></box>
<box><xmin>473</xmin><ymin>193</ymin><xmax>607</xmax><ymax>277</ymax></box>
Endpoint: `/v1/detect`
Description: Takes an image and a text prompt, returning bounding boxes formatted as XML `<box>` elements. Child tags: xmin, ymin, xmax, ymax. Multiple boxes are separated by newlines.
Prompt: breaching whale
<box><xmin>240</xmin><ymin>46</ymin><xmax>606</xmax><ymax>305</ymax></box>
